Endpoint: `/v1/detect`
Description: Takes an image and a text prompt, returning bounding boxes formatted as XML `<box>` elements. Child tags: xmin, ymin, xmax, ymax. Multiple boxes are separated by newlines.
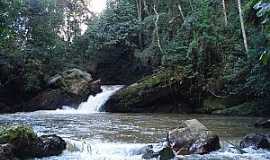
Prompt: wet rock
<box><xmin>141</xmin><ymin>145</ymin><xmax>158</xmax><ymax>159</ymax></box>
<box><xmin>168</xmin><ymin>119</ymin><xmax>220</xmax><ymax>155</ymax></box>
<box><xmin>255</xmin><ymin>119</ymin><xmax>270</xmax><ymax>128</ymax></box>
<box><xmin>142</xmin><ymin>144</ymin><xmax>174</xmax><ymax>160</ymax></box>
<box><xmin>26</xmin><ymin>68</ymin><xmax>101</xmax><ymax>111</ymax></box>
<box><xmin>25</xmin><ymin>89</ymin><xmax>82</xmax><ymax>111</ymax></box>
<box><xmin>135</xmin><ymin>145</ymin><xmax>154</xmax><ymax>156</ymax></box>
<box><xmin>0</xmin><ymin>144</ymin><xmax>16</xmax><ymax>160</ymax></box>
<box><xmin>240</xmin><ymin>133</ymin><xmax>270</xmax><ymax>149</ymax></box>
<box><xmin>0</xmin><ymin>126</ymin><xmax>66</xmax><ymax>159</ymax></box>
<box><xmin>34</xmin><ymin>134</ymin><xmax>66</xmax><ymax>157</ymax></box>
<box><xmin>103</xmin><ymin>67</ymin><xmax>198</xmax><ymax>113</ymax></box>
<box><xmin>48</xmin><ymin>68</ymin><xmax>101</xmax><ymax>96</ymax></box>
<box><xmin>158</xmin><ymin>145</ymin><xmax>175</xmax><ymax>160</ymax></box>
<box><xmin>0</xmin><ymin>125</ymin><xmax>38</xmax><ymax>158</ymax></box>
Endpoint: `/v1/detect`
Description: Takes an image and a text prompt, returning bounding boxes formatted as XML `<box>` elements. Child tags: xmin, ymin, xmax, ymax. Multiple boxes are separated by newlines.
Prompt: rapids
<box><xmin>0</xmin><ymin>86</ymin><xmax>269</xmax><ymax>160</ymax></box>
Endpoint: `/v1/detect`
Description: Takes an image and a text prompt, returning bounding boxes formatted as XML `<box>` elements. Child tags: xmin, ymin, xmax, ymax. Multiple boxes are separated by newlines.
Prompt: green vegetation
<box><xmin>1</xmin><ymin>0</ymin><xmax>270</xmax><ymax>115</ymax></box>
<box><xmin>0</xmin><ymin>125</ymin><xmax>37</xmax><ymax>144</ymax></box>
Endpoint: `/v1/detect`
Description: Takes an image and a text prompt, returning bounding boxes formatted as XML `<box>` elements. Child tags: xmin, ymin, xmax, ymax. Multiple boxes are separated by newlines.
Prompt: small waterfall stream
<box><xmin>54</xmin><ymin>85</ymin><xmax>123</xmax><ymax>114</ymax></box>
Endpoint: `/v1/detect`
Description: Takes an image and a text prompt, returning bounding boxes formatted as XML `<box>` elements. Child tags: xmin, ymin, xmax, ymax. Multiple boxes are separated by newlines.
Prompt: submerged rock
<box><xmin>0</xmin><ymin>126</ymin><xmax>66</xmax><ymax>159</ymax></box>
<box><xmin>255</xmin><ymin>119</ymin><xmax>270</xmax><ymax>128</ymax></box>
<box><xmin>240</xmin><ymin>133</ymin><xmax>270</xmax><ymax>149</ymax></box>
<box><xmin>26</xmin><ymin>68</ymin><xmax>101</xmax><ymax>111</ymax></box>
<box><xmin>168</xmin><ymin>119</ymin><xmax>220</xmax><ymax>155</ymax></box>
<box><xmin>142</xmin><ymin>144</ymin><xmax>175</xmax><ymax>160</ymax></box>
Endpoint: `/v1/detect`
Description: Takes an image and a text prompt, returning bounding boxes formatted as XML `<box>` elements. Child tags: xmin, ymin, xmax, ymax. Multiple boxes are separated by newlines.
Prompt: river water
<box><xmin>0</xmin><ymin>86</ymin><xmax>269</xmax><ymax>160</ymax></box>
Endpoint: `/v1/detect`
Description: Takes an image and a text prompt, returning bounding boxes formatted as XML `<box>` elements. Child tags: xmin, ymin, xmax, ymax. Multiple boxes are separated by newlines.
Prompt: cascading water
<box><xmin>1</xmin><ymin>87</ymin><xmax>270</xmax><ymax>159</ymax></box>
<box><xmin>54</xmin><ymin>85</ymin><xmax>124</xmax><ymax>114</ymax></box>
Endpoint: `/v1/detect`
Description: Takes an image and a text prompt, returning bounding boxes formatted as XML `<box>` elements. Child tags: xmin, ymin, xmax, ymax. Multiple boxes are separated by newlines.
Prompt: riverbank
<box><xmin>103</xmin><ymin>66</ymin><xmax>270</xmax><ymax>117</ymax></box>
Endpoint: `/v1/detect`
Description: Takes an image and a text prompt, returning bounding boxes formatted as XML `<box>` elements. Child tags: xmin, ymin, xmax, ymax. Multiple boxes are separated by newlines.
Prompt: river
<box><xmin>0</xmin><ymin>86</ymin><xmax>269</xmax><ymax>160</ymax></box>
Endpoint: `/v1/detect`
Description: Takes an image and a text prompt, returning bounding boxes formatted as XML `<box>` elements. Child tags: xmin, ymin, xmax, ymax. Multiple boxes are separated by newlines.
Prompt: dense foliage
<box><xmin>0</xmin><ymin>0</ymin><xmax>270</xmax><ymax>113</ymax></box>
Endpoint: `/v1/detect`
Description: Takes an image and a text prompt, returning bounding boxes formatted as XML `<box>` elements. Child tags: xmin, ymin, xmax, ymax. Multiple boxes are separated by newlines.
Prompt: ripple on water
<box><xmin>1</xmin><ymin>113</ymin><xmax>270</xmax><ymax>160</ymax></box>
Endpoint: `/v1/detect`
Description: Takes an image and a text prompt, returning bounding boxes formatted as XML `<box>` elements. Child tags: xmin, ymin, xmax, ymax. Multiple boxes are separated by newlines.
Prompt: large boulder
<box><xmin>48</xmin><ymin>68</ymin><xmax>101</xmax><ymax>96</ymax></box>
<box><xmin>142</xmin><ymin>119</ymin><xmax>220</xmax><ymax>159</ymax></box>
<box><xmin>168</xmin><ymin>119</ymin><xmax>220</xmax><ymax>155</ymax></box>
<box><xmin>0</xmin><ymin>126</ymin><xmax>66</xmax><ymax>159</ymax></box>
<box><xmin>26</xmin><ymin>68</ymin><xmax>101</xmax><ymax>111</ymax></box>
<box><xmin>24</xmin><ymin>89</ymin><xmax>81</xmax><ymax>111</ymax></box>
<box><xmin>103</xmin><ymin>67</ymin><xmax>200</xmax><ymax>113</ymax></box>
<box><xmin>34</xmin><ymin>134</ymin><xmax>66</xmax><ymax>157</ymax></box>
<box><xmin>240</xmin><ymin>133</ymin><xmax>270</xmax><ymax>149</ymax></box>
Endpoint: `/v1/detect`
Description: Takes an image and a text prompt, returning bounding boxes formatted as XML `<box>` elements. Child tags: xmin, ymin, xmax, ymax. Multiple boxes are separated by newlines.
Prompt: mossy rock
<box><xmin>0</xmin><ymin>125</ymin><xmax>38</xmax><ymax>158</ymax></box>
<box><xmin>48</xmin><ymin>68</ymin><xmax>96</xmax><ymax>97</ymax></box>
<box><xmin>0</xmin><ymin>125</ymin><xmax>37</xmax><ymax>145</ymax></box>
<box><xmin>197</xmin><ymin>95</ymin><xmax>247</xmax><ymax>114</ymax></box>
<box><xmin>103</xmin><ymin>66</ymin><xmax>197</xmax><ymax>113</ymax></box>
<box><xmin>0</xmin><ymin>125</ymin><xmax>66</xmax><ymax>159</ymax></box>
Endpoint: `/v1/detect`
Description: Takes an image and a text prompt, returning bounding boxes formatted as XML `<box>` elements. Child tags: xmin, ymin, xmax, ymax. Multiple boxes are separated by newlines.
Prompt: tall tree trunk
<box><xmin>222</xmin><ymin>0</ymin><xmax>228</xmax><ymax>26</ymax></box>
<box><xmin>237</xmin><ymin>0</ymin><xmax>249</xmax><ymax>54</ymax></box>
<box><xmin>136</xmin><ymin>0</ymin><xmax>143</xmax><ymax>49</ymax></box>
<box><xmin>153</xmin><ymin>4</ymin><xmax>164</xmax><ymax>54</ymax></box>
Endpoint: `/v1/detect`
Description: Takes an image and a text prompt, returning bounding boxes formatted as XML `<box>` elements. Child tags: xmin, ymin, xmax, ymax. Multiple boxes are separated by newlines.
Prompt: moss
<box><xmin>198</xmin><ymin>95</ymin><xmax>248</xmax><ymax>114</ymax></box>
<box><xmin>0</xmin><ymin>125</ymin><xmax>37</xmax><ymax>145</ymax></box>
<box><xmin>198</xmin><ymin>97</ymin><xmax>227</xmax><ymax>113</ymax></box>
<box><xmin>116</xmin><ymin>67</ymin><xmax>185</xmax><ymax>108</ymax></box>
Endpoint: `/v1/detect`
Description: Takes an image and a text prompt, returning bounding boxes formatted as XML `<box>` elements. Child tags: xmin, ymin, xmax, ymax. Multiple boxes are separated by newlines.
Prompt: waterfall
<box><xmin>76</xmin><ymin>85</ymin><xmax>123</xmax><ymax>113</ymax></box>
<box><xmin>52</xmin><ymin>85</ymin><xmax>123</xmax><ymax>114</ymax></box>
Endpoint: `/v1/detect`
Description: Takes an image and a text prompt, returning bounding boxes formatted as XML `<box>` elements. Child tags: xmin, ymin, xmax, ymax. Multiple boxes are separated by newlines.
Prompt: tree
<box><xmin>222</xmin><ymin>0</ymin><xmax>228</xmax><ymax>26</ymax></box>
<box><xmin>237</xmin><ymin>0</ymin><xmax>249</xmax><ymax>54</ymax></box>
<box><xmin>136</xmin><ymin>0</ymin><xmax>143</xmax><ymax>49</ymax></box>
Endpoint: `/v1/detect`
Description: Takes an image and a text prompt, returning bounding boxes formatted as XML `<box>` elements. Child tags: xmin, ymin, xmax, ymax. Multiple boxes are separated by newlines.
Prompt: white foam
<box><xmin>40</xmin><ymin>85</ymin><xmax>123</xmax><ymax>114</ymax></box>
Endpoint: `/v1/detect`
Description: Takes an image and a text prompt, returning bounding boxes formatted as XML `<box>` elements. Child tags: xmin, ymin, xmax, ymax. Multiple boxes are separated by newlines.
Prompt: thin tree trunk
<box><xmin>222</xmin><ymin>0</ymin><xmax>228</xmax><ymax>26</ymax></box>
<box><xmin>143</xmin><ymin>0</ymin><xmax>150</xmax><ymax>15</ymax></box>
<box><xmin>188</xmin><ymin>0</ymin><xmax>194</xmax><ymax>11</ymax></box>
<box><xmin>237</xmin><ymin>0</ymin><xmax>248</xmax><ymax>54</ymax></box>
<box><xmin>153</xmin><ymin>4</ymin><xmax>164</xmax><ymax>54</ymax></box>
<box><xmin>177</xmin><ymin>4</ymin><xmax>185</xmax><ymax>20</ymax></box>
<box><xmin>136</xmin><ymin>0</ymin><xmax>143</xmax><ymax>49</ymax></box>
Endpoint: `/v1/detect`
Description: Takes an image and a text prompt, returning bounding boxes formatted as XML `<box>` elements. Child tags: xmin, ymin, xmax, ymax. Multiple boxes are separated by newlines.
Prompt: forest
<box><xmin>1</xmin><ymin>0</ymin><xmax>270</xmax><ymax>115</ymax></box>
<box><xmin>0</xmin><ymin>0</ymin><xmax>270</xmax><ymax>159</ymax></box>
